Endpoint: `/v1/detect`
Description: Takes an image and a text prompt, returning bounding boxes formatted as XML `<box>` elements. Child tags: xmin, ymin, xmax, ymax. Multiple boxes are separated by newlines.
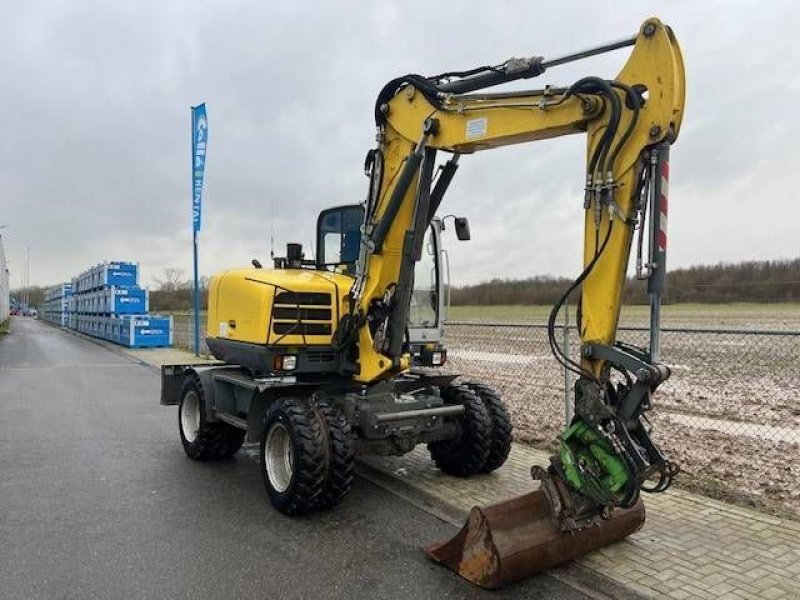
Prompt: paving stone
<box><xmin>707</xmin><ymin>582</ymin><xmax>736</xmax><ymax>596</ymax></box>
<box><xmin>759</xmin><ymin>587</ymin><xmax>789</xmax><ymax>600</ymax></box>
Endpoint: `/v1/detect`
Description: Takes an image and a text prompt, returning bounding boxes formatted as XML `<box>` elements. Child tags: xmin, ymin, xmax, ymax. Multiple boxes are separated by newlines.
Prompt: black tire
<box><xmin>179</xmin><ymin>376</ymin><xmax>245</xmax><ymax>461</ymax></box>
<box><xmin>464</xmin><ymin>382</ymin><xmax>513</xmax><ymax>472</ymax></box>
<box><xmin>427</xmin><ymin>385</ymin><xmax>491</xmax><ymax>476</ymax></box>
<box><xmin>312</xmin><ymin>400</ymin><xmax>355</xmax><ymax>510</ymax></box>
<box><xmin>260</xmin><ymin>397</ymin><xmax>326</xmax><ymax>515</ymax></box>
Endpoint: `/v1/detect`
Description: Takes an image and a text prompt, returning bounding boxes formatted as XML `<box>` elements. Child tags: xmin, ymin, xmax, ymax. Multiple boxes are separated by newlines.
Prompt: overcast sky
<box><xmin>1</xmin><ymin>0</ymin><xmax>798</xmax><ymax>289</ymax></box>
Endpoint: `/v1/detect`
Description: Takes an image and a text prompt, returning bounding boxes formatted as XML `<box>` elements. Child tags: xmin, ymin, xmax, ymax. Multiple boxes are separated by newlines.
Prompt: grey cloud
<box><xmin>0</xmin><ymin>1</ymin><xmax>797</xmax><ymax>288</ymax></box>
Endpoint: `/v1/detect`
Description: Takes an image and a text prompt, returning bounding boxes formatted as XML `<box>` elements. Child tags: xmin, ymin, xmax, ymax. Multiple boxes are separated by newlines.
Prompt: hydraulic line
<box><xmin>565</xmin><ymin>77</ymin><xmax>621</xmax><ymax>180</ymax></box>
<box><xmin>547</xmin><ymin>220</ymin><xmax>614</xmax><ymax>381</ymax></box>
<box><xmin>607</xmin><ymin>82</ymin><xmax>642</xmax><ymax>173</ymax></box>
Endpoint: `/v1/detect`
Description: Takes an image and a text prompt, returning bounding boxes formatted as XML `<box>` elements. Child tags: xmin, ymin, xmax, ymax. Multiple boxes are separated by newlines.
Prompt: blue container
<box><xmin>113</xmin><ymin>315</ymin><xmax>173</xmax><ymax>348</ymax></box>
<box><xmin>104</xmin><ymin>263</ymin><xmax>138</xmax><ymax>288</ymax></box>
<box><xmin>71</xmin><ymin>261</ymin><xmax>139</xmax><ymax>293</ymax></box>
<box><xmin>97</xmin><ymin>287</ymin><xmax>148</xmax><ymax>315</ymax></box>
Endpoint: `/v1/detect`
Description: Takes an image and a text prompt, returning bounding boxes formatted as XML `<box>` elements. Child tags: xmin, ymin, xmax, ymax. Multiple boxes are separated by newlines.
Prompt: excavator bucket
<box><xmin>425</xmin><ymin>489</ymin><xmax>645</xmax><ymax>589</ymax></box>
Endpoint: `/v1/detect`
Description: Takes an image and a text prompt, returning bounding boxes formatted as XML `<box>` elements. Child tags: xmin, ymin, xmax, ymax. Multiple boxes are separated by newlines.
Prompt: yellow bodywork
<box><xmin>356</xmin><ymin>17</ymin><xmax>685</xmax><ymax>382</ymax></box>
<box><xmin>207</xmin><ymin>268</ymin><xmax>353</xmax><ymax>347</ymax></box>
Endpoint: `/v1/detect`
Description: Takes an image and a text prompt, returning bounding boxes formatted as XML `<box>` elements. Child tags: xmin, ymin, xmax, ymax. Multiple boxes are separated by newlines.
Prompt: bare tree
<box><xmin>153</xmin><ymin>268</ymin><xmax>188</xmax><ymax>292</ymax></box>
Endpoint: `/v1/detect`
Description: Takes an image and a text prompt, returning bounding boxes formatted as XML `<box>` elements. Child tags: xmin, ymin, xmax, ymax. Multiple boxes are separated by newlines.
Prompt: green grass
<box><xmin>448</xmin><ymin>302</ymin><xmax>800</xmax><ymax>328</ymax></box>
<box><xmin>0</xmin><ymin>319</ymin><xmax>9</xmax><ymax>336</ymax></box>
<box><xmin>163</xmin><ymin>304</ymin><xmax>800</xmax><ymax>329</ymax></box>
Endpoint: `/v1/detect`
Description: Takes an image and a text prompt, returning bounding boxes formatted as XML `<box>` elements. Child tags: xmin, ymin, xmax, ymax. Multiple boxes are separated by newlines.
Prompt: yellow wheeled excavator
<box><xmin>161</xmin><ymin>17</ymin><xmax>684</xmax><ymax>588</ymax></box>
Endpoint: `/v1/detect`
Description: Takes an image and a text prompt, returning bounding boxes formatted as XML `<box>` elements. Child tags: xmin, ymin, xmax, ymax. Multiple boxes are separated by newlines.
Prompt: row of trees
<box><xmin>149</xmin><ymin>268</ymin><xmax>209</xmax><ymax>312</ymax></box>
<box><xmin>451</xmin><ymin>258</ymin><xmax>800</xmax><ymax>305</ymax></box>
<box><xmin>16</xmin><ymin>258</ymin><xmax>800</xmax><ymax>311</ymax></box>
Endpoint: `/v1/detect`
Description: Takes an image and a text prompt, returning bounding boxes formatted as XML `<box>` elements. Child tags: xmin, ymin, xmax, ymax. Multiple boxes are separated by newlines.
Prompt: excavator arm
<box><xmin>339</xmin><ymin>18</ymin><xmax>686</xmax><ymax>586</ymax></box>
<box><xmin>351</xmin><ymin>18</ymin><xmax>683</xmax><ymax>380</ymax></box>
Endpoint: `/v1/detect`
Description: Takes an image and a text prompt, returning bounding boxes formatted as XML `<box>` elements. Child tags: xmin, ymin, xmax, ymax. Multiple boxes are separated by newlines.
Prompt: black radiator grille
<box><xmin>272</xmin><ymin>291</ymin><xmax>333</xmax><ymax>337</ymax></box>
<box><xmin>272</xmin><ymin>307</ymin><xmax>332</xmax><ymax>321</ymax></box>
<box><xmin>273</xmin><ymin>322</ymin><xmax>332</xmax><ymax>336</ymax></box>
<box><xmin>306</xmin><ymin>351</ymin><xmax>336</xmax><ymax>363</ymax></box>
<box><xmin>274</xmin><ymin>292</ymin><xmax>331</xmax><ymax>306</ymax></box>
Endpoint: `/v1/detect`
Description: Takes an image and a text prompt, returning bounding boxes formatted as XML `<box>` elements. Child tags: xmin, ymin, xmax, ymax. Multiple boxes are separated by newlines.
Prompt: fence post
<box><xmin>563</xmin><ymin>302</ymin><xmax>573</xmax><ymax>425</ymax></box>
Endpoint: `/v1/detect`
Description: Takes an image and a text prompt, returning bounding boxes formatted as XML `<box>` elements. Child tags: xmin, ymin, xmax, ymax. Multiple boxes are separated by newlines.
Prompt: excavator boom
<box><xmin>342</xmin><ymin>17</ymin><xmax>685</xmax><ymax>587</ymax></box>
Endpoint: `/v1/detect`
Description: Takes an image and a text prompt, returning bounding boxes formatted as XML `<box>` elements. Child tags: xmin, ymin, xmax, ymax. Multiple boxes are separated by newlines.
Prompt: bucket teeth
<box><xmin>425</xmin><ymin>489</ymin><xmax>645</xmax><ymax>589</ymax></box>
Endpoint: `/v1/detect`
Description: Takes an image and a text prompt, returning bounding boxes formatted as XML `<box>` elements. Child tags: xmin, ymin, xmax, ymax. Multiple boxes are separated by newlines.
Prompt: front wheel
<box><xmin>260</xmin><ymin>397</ymin><xmax>326</xmax><ymax>515</ymax></box>
<box><xmin>313</xmin><ymin>400</ymin><xmax>354</xmax><ymax>510</ymax></box>
<box><xmin>427</xmin><ymin>385</ymin><xmax>491</xmax><ymax>477</ymax></box>
<box><xmin>464</xmin><ymin>382</ymin><xmax>513</xmax><ymax>473</ymax></box>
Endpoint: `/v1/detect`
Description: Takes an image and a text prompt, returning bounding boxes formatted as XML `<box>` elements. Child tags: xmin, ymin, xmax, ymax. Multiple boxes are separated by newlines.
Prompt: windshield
<box><xmin>317</xmin><ymin>206</ymin><xmax>363</xmax><ymax>272</ymax></box>
<box><xmin>409</xmin><ymin>225</ymin><xmax>438</xmax><ymax>329</ymax></box>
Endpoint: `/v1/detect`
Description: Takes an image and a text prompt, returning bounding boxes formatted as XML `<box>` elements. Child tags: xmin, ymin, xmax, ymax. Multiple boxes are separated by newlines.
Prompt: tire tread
<box><xmin>464</xmin><ymin>382</ymin><xmax>513</xmax><ymax>472</ymax></box>
<box><xmin>427</xmin><ymin>385</ymin><xmax>491</xmax><ymax>476</ymax></box>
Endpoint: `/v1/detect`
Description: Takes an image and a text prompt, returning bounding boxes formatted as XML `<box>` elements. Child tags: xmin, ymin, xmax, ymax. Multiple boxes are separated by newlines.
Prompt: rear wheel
<box><xmin>313</xmin><ymin>400</ymin><xmax>355</xmax><ymax>510</ymax></box>
<box><xmin>464</xmin><ymin>382</ymin><xmax>513</xmax><ymax>473</ymax></box>
<box><xmin>260</xmin><ymin>397</ymin><xmax>326</xmax><ymax>515</ymax></box>
<box><xmin>179</xmin><ymin>376</ymin><xmax>245</xmax><ymax>461</ymax></box>
<box><xmin>428</xmin><ymin>385</ymin><xmax>491</xmax><ymax>476</ymax></box>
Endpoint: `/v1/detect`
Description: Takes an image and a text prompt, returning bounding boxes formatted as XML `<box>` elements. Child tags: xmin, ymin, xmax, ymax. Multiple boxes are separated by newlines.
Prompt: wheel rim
<box><xmin>181</xmin><ymin>391</ymin><xmax>201</xmax><ymax>443</ymax></box>
<box><xmin>265</xmin><ymin>422</ymin><xmax>293</xmax><ymax>493</ymax></box>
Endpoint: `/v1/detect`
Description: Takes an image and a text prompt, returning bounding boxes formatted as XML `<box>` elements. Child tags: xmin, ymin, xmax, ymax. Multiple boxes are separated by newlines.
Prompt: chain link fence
<box><xmin>172</xmin><ymin>313</ymin><xmax>209</xmax><ymax>355</ymax></box>
<box><xmin>170</xmin><ymin>311</ymin><xmax>800</xmax><ymax>517</ymax></box>
<box><xmin>444</xmin><ymin>321</ymin><xmax>800</xmax><ymax>518</ymax></box>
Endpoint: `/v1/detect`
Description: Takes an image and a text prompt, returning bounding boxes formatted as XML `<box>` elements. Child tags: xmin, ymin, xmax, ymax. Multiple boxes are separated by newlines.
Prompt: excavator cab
<box><xmin>315</xmin><ymin>203</ymin><xmax>466</xmax><ymax>367</ymax></box>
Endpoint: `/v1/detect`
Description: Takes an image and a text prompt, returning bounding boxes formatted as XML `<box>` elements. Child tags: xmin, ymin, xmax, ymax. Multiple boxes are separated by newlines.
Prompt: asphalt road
<box><xmin>0</xmin><ymin>317</ymin><xmax>591</xmax><ymax>599</ymax></box>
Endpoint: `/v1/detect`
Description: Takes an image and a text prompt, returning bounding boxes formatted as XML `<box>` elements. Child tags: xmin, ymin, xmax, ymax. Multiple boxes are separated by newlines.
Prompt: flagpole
<box><xmin>193</xmin><ymin>226</ymin><xmax>199</xmax><ymax>356</ymax></box>
<box><xmin>190</xmin><ymin>103</ymin><xmax>208</xmax><ymax>357</ymax></box>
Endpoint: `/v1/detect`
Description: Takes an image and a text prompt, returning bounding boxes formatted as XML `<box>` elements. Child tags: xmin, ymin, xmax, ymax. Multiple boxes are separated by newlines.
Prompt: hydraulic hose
<box><xmin>547</xmin><ymin>220</ymin><xmax>614</xmax><ymax>381</ymax></box>
<box><xmin>607</xmin><ymin>81</ymin><xmax>642</xmax><ymax>174</ymax></box>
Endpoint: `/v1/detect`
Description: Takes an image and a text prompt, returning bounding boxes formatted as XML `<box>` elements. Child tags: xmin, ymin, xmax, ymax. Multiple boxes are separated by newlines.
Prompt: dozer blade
<box><xmin>424</xmin><ymin>490</ymin><xmax>645</xmax><ymax>589</ymax></box>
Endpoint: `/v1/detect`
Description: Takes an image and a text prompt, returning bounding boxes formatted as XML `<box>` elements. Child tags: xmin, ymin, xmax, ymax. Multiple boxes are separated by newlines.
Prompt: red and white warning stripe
<box><xmin>657</xmin><ymin>161</ymin><xmax>669</xmax><ymax>252</ymax></box>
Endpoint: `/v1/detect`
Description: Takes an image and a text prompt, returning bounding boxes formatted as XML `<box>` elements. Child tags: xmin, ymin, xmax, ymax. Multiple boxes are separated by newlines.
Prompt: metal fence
<box><xmin>444</xmin><ymin>321</ymin><xmax>800</xmax><ymax>517</ymax></box>
<box><xmin>171</xmin><ymin>312</ymin><xmax>800</xmax><ymax>516</ymax></box>
<box><xmin>172</xmin><ymin>313</ymin><xmax>209</xmax><ymax>355</ymax></box>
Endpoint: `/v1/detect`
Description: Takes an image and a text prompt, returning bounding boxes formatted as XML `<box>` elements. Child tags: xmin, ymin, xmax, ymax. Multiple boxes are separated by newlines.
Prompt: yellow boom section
<box><xmin>354</xmin><ymin>18</ymin><xmax>684</xmax><ymax>382</ymax></box>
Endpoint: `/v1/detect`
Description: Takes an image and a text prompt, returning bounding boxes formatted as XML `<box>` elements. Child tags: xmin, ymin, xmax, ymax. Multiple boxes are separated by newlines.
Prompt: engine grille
<box><xmin>271</xmin><ymin>291</ymin><xmax>333</xmax><ymax>338</ymax></box>
<box><xmin>274</xmin><ymin>291</ymin><xmax>330</xmax><ymax>306</ymax></box>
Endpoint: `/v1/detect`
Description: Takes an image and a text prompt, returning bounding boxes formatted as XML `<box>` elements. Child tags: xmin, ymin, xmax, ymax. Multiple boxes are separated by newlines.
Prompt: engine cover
<box><xmin>206</xmin><ymin>267</ymin><xmax>353</xmax><ymax>348</ymax></box>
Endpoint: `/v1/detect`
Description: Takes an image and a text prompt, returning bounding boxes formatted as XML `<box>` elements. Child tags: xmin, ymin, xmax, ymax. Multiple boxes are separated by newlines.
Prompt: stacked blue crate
<box><xmin>66</xmin><ymin>261</ymin><xmax>172</xmax><ymax>348</ymax></box>
<box><xmin>41</xmin><ymin>283</ymin><xmax>72</xmax><ymax>326</ymax></box>
<box><xmin>113</xmin><ymin>315</ymin><xmax>173</xmax><ymax>348</ymax></box>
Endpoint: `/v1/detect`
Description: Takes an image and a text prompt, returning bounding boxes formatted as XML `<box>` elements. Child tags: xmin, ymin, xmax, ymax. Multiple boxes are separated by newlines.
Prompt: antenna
<box><xmin>270</xmin><ymin>197</ymin><xmax>275</xmax><ymax>260</ymax></box>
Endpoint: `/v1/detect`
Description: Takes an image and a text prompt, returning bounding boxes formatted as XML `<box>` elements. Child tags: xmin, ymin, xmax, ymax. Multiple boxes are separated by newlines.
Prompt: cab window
<box><xmin>317</xmin><ymin>206</ymin><xmax>363</xmax><ymax>271</ymax></box>
<box><xmin>409</xmin><ymin>225</ymin><xmax>438</xmax><ymax>328</ymax></box>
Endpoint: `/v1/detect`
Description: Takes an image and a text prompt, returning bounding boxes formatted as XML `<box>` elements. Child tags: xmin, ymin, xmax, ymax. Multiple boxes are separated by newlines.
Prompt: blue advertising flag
<box><xmin>191</xmin><ymin>104</ymin><xmax>208</xmax><ymax>232</ymax></box>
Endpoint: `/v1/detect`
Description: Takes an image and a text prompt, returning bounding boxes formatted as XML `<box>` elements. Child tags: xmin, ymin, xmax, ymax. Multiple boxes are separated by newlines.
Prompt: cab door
<box><xmin>408</xmin><ymin>218</ymin><xmax>446</xmax><ymax>345</ymax></box>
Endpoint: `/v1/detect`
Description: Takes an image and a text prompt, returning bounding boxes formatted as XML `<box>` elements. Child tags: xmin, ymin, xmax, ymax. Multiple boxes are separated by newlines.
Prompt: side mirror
<box><xmin>252</xmin><ymin>259</ymin><xmax>263</xmax><ymax>269</ymax></box>
<box><xmin>454</xmin><ymin>217</ymin><xmax>471</xmax><ymax>241</ymax></box>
